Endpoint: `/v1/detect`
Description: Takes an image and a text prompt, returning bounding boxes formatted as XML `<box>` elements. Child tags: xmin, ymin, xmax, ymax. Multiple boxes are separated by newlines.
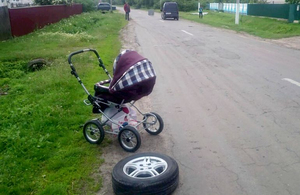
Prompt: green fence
<box><xmin>248</xmin><ymin>4</ymin><xmax>300</xmax><ymax>22</ymax></box>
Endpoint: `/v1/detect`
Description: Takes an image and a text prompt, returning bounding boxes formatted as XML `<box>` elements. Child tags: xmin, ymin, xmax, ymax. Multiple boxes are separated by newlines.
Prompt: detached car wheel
<box><xmin>112</xmin><ymin>152</ymin><xmax>179</xmax><ymax>195</ymax></box>
<box><xmin>28</xmin><ymin>59</ymin><xmax>47</xmax><ymax>71</ymax></box>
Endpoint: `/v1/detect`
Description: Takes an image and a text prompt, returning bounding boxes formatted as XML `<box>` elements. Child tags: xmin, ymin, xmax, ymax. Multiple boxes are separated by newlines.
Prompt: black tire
<box><xmin>83</xmin><ymin>119</ymin><xmax>105</xmax><ymax>144</ymax></box>
<box><xmin>27</xmin><ymin>59</ymin><xmax>47</xmax><ymax>71</ymax></box>
<box><xmin>143</xmin><ymin>112</ymin><xmax>164</xmax><ymax>135</ymax></box>
<box><xmin>118</xmin><ymin>126</ymin><xmax>141</xmax><ymax>152</ymax></box>
<box><xmin>112</xmin><ymin>152</ymin><xmax>179</xmax><ymax>195</ymax></box>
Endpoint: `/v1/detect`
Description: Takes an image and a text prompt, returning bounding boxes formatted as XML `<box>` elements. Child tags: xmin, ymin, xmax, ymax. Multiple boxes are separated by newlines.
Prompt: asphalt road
<box><xmin>124</xmin><ymin>9</ymin><xmax>300</xmax><ymax>195</ymax></box>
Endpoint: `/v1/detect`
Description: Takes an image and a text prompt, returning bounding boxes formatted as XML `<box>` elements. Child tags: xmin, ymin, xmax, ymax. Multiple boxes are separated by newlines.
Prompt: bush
<box><xmin>178</xmin><ymin>1</ymin><xmax>198</xmax><ymax>12</ymax></box>
<box><xmin>34</xmin><ymin>0</ymin><xmax>53</xmax><ymax>5</ymax></box>
<box><xmin>134</xmin><ymin>3</ymin><xmax>142</xmax><ymax>9</ymax></box>
<box><xmin>74</xmin><ymin>0</ymin><xmax>98</xmax><ymax>12</ymax></box>
<box><xmin>153</xmin><ymin>2</ymin><xmax>160</xmax><ymax>9</ymax></box>
<box><xmin>52</xmin><ymin>0</ymin><xmax>73</xmax><ymax>4</ymax></box>
<box><xmin>34</xmin><ymin>0</ymin><xmax>98</xmax><ymax>12</ymax></box>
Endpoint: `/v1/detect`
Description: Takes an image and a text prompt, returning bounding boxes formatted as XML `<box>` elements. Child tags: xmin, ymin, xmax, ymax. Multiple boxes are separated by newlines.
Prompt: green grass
<box><xmin>1</xmin><ymin>7</ymin><xmax>299</xmax><ymax>195</ymax></box>
<box><xmin>180</xmin><ymin>10</ymin><xmax>300</xmax><ymax>39</ymax></box>
<box><xmin>0</xmin><ymin>11</ymin><xmax>127</xmax><ymax>195</ymax></box>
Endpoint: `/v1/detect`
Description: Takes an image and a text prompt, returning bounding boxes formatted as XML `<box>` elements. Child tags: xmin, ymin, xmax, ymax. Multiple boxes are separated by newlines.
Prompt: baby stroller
<box><xmin>68</xmin><ymin>49</ymin><xmax>164</xmax><ymax>152</ymax></box>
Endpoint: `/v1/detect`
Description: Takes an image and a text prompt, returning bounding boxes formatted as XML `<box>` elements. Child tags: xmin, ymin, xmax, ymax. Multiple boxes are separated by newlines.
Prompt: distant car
<box><xmin>97</xmin><ymin>3</ymin><xmax>111</xmax><ymax>12</ymax></box>
<box><xmin>161</xmin><ymin>2</ymin><xmax>179</xmax><ymax>20</ymax></box>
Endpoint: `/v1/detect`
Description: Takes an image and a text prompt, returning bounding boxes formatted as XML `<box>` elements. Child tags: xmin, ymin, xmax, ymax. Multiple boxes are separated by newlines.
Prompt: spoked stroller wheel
<box><xmin>118</xmin><ymin>126</ymin><xmax>141</xmax><ymax>152</ymax></box>
<box><xmin>143</xmin><ymin>112</ymin><xmax>164</xmax><ymax>135</ymax></box>
<box><xmin>83</xmin><ymin>120</ymin><xmax>105</xmax><ymax>144</ymax></box>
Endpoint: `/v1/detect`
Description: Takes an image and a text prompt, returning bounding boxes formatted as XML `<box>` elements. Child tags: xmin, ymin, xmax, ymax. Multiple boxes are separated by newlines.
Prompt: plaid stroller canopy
<box><xmin>109</xmin><ymin>50</ymin><xmax>156</xmax><ymax>102</ymax></box>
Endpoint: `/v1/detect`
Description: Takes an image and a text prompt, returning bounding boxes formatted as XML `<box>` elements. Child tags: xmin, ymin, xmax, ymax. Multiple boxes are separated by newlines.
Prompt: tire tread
<box><xmin>112</xmin><ymin>153</ymin><xmax>179</xmax><ymax>195</ymax></box>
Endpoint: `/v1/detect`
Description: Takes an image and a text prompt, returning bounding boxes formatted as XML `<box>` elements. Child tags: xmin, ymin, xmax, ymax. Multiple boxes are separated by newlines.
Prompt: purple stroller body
<box><xmin>68</xmin><ymin>49</ymin><xmax>164</xmax><ymax>152</ymax></box>
<box><xmin>94</xmin><ymin>50</ymin><xmax>156</xmax><ymax>109</ymax></box>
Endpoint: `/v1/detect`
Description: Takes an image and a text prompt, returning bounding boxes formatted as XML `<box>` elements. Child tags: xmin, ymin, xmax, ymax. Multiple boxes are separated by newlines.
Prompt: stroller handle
<box><xmin>67</xmin><ymin>48</ymin><xmax>113</xmax><ymax>105</ymax></box>
<box><xmin>68</xmin><ymin>48</ymin><xmax>111</xmax><ymax>79</ymax></box>
<box><xmin>68</xmin><ymin>49</ymin><xmax>101</xmax><ymax>65</ymax></box>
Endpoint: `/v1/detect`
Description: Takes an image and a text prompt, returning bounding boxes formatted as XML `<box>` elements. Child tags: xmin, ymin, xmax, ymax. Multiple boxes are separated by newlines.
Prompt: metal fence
<box><xmin>210</xmin><ymin>3</ymin><xmax>300</xmax><ymax>22</ymax></box>
<box><xmin>248</xmin><ymin>4</ymin><xmax>289</xmax><ymax>18</ymax></box>
<box><xmin>210</xmin><ymin>3</ymin><xmax>247</xmax><ymax>15</ymax></box>
<box><xmin>0</xmin><ymin>4</ymin><xmax>82</xmax><ymax>41</ymax></box>
<box><xmin>248</xmin><ymin>4</ymin><xmax>299</xmax><ymax>21</ymax></box>
<box><xmin>0</xmin><ymin>6</ymin><xmax>12</xmax><ymax>41</ymax></box>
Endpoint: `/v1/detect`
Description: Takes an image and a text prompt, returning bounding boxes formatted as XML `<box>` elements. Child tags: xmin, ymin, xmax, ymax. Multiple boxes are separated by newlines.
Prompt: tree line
<box><xmin>34</xmin><ymin>0</ymin><xmax>299</xmax><ymax>12</ymax></box>
<box><xmin>34</xmin><ymin>0</ymin><xmax>98</xmax><ymax>12</ymax></box>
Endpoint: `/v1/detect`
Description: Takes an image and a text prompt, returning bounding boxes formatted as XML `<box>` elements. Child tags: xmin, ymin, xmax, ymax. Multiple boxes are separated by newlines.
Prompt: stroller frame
<box><xmin>68</xmin><ymin>49</ymin><xmax>164</xmax><ymax>152</ymax></box>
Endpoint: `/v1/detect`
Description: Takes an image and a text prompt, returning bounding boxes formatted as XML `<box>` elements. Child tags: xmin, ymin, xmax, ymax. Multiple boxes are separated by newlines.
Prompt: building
<box><xmin>268</xmin><ymin>0</ymin><xmax>286</xmax><ymax>4</ymax></box>
<box><xmin>0</xmin><ymin>0</ymin><xmax>34</xmax><ymax>8</ymax></box>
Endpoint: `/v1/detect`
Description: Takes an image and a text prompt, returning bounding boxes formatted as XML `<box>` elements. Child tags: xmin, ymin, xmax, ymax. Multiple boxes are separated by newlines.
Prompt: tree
<box><xmin>285</xmin><ymin>0</ymin><xmax>300</xmax><ymax>4</ymax></box>
<box><xmin>34</xmin><ymin>0</ymin><xmax>74</xmax><ymax>5</ymax></box>
<box><xmin>52</xmin><ymin>0</ymin><xmax>73</xmax><ymax>4</ymax></box>
<box><xmin>34</xmin><ymin>0</ymin><xmax>53</xmax><ymax>5</ymax></box>
<box><xmin>73</xmin><ymin>0</ymin><xmax>98</xmax><ymax>12</ymax></box>
<box><xmin>34</xmin><ymin>0</ymin><xmax>97</xmax><ymax>12</ymax></box>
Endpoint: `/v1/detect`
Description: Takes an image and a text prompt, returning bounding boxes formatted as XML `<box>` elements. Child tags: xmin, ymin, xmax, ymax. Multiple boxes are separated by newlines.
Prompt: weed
<box><xmin>0</xmin><ymin>11</ymin><xmax>126</xmax><ymax>195</ymax></box>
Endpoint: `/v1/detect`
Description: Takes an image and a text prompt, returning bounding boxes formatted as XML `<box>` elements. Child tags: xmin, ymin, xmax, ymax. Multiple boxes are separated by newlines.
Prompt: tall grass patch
<box><xmin>0</xmin><ymin>11</ymin><xmax>126</xmax><ymax>195</ymax></box>
<box><xmin>180</xmin><ymin>11</ymin><xmax>300</xmax><ymax>39</ymax></box>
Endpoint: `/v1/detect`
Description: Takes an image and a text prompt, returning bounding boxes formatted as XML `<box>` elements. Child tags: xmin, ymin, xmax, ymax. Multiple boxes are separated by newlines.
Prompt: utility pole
<box><xmin>3</xmin><ymin>0</ymin><xmax>11</xmax><ymax>8</ymax></box>
<box><xmin>160</xmin><ymin>0</ymin><xmax>161</xmax><ymax>10</ymax></box>
<box><xmin>235</xmin><ymin>0</ymin><xmax>240</xmax><ymax>24</ymax></box>
<box><xmin>110</xmin><ymin>0</ymin><xmax>112</xmax><ymax>12</ymax></box>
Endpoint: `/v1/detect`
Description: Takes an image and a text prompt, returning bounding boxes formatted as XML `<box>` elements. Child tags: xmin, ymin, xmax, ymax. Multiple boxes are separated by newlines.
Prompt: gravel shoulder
<box><xmin>270</xmin><ymin>36</ymin><xmax>300</xmax><ymax>50</ymax></box>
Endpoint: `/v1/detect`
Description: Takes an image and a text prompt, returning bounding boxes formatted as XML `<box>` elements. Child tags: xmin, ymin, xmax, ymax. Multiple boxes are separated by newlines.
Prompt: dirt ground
<box><xmin>95</xmin><ymin>20</ymin><xmax>300</xmax><ymax>195</ymax></box>
<box><xmin>271</xmin><ymin>36</ymin><xmax>300</xmax><ymax>50</ymax></box>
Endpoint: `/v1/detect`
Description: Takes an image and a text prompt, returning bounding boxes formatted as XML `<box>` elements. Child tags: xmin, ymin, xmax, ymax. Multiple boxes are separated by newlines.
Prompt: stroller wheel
<box><xmin>118</xmin><ymin>126</ymin><xmax>141</xmax><ymax>152</ymax></box>
<box><xmin>143</xmin><ymin>112</ymin><xmax>164</xmax><ymax>135</ymax></box>
<box><xmin>83</xmin><ymin>120</ymin><xmax>105</xmax><ymax>144</ymax></box>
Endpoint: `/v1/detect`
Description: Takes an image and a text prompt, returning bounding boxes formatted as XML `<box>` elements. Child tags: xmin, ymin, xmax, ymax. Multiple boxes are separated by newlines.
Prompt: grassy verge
<box><xmin>180</xmin><ymin>10</ymin><xmax>300</xmax><ymax>39</ymax></box>
<box><xmin>0</xmin><ymin>11</ymin><xmax>126</xmax><ymax>195</ymax></box>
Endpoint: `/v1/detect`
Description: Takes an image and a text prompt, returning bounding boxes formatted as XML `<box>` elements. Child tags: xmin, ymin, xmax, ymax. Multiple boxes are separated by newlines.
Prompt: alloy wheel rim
<box><xmin>123</xmin><ymin>156</ymin><xmax>168</xmax><ymax>179</ymax></box>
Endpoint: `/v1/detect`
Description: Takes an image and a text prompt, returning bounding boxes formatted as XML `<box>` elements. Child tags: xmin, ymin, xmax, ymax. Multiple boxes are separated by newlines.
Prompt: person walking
<box><xmin>198</xmin><ymin>7</ymin><xmax>203</xmax><ymax>18</ymax></box>
<box><xmin>124</xmin><ymin>2</ymin><xmax>130</xmax><ymax>20</ymax></box>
